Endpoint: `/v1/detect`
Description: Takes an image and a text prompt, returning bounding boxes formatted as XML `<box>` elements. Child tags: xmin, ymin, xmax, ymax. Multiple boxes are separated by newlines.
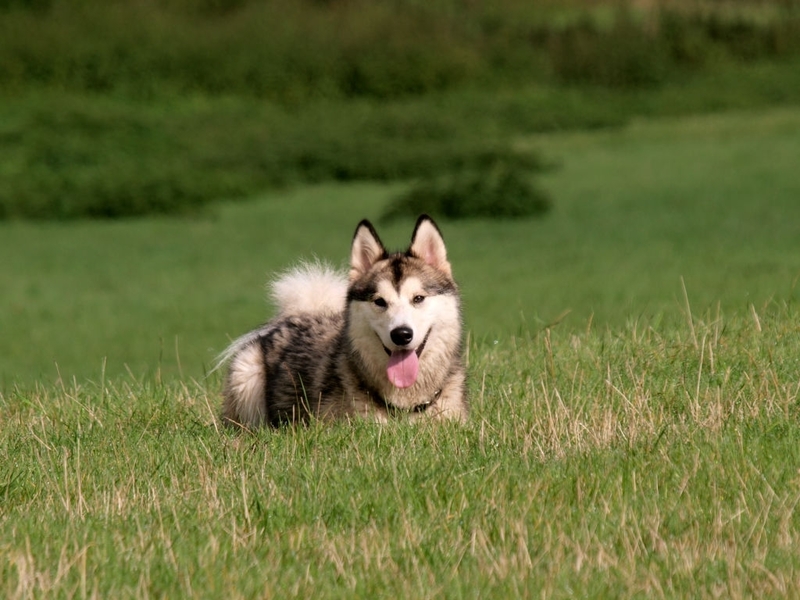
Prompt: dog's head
<box><xmin>347</xmin><ymin>215</ymin><xmax>461</xmax><ymax>390</ymax></box>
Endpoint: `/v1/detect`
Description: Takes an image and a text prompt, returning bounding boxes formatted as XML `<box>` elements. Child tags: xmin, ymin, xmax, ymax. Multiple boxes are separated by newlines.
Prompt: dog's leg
<box><xmin>222</xmin><ymin>343</ymin><xmax>267</xmax><ymax>428</ymax></box>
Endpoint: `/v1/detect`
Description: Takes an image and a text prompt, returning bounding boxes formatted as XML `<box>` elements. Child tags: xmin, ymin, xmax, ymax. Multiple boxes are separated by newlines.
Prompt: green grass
<box><xmin>4</xmin><ymin>0</ymin><xmax>800</xmax><ymax>101</ymax></box>
<box><xmin>3</xmin><ymin>0</ymin><xmax>800</xmax><ymax>226</ymax></box>
<box><xmin>2</xmin><ymin>56</ymin><xmax>800</xmax><ymax>220</ymax></box>
<box><xmin>2</xmin><ymin>304</ymin><xmax>799</xmax><ymax>597</ymax></box>
<box><xmin>2</xmin><ymin>105</ymin><xmax>798</xmax><ymax>385</ymax></box>
<box><xmin>2</xmin><ymin>105</ymin><xmax>800</xmax><ymax>597</ymax></box>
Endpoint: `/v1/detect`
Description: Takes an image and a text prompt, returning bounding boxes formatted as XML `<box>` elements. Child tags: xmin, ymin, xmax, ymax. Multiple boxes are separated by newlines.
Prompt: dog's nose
<box><xmin>390</xmin><ymin>326</ymin><xmax>414</xmax><ymax>347</ymax></box>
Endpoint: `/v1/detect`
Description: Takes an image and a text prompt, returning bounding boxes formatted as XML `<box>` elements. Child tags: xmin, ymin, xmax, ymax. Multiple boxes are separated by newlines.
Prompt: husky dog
<box><xmin>219</xmin><ymin>215</ymin><xmax>467</xmax><ymax>427</ymax></box>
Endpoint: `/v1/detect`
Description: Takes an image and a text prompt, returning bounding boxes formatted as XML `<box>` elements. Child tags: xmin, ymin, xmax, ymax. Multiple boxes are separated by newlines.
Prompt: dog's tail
<box><xmin>212</xmin><ymin>261</ymin><xmax>347</xmax><ymax>374</ymax></box>
<box><xmin>270</xmin><ymin>260</ymin><xmax>348</xmax><ymax>317</ymax></box>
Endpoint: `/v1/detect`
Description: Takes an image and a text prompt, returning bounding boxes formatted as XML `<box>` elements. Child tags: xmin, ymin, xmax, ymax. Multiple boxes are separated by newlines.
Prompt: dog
<box><xmin>218</xmin><ymin>214</ymin><xmax>467</xmax><ymax>427</ymax></box>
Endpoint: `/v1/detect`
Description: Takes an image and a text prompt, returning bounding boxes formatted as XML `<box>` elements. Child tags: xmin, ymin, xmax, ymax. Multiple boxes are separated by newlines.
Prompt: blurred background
<box><xmin>1</xmin><ymin>0</ymin><xmax>799</xmax><ymax>385</ymax></box>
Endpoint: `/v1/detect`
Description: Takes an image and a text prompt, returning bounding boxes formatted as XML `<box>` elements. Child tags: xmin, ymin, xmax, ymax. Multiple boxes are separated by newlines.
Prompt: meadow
<box><xmin>2</xmin><ymin>105</ymin><xmax>800</xmax><ymax>597</ymax></box>
<box><xmin>1</xmin><ymin>106</ymin><xmax>799</xmax><ymax>385</ymax></box>
<box><xmin>2</xmin><ymin>308</ymin><xmax>800</xmax><ymax>598</ymax></box>
<box><xmin>2</xmin><ymin>0</ymin><xmax>800</xmax><ymax>220</ymax></box>
<box><xmin>3</xmin><ymin>0</ymin><xmax>800</xmax><ymax>597</ymax></box>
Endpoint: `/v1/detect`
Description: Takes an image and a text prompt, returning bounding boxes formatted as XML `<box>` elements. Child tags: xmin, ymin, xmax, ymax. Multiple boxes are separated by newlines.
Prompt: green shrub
<box><xmin>2</xmin><ymin>1</ymin><xmax>799</xmax><ymax>100</ymax></box>
<box><xmin>548</xmin><ymin>13</ymin><xmax>671</xmax><ymax>88</ymax></box>
<box><xmin>0</xmin><ymin>95</ymin><xmax>560</xmax><ymax>220</ymax></box>
<box><xmin>0</xmin><ymin>0</ymin><xmax>50</xmax><ymax>9</ymax></box>
<box><xmin>382</xmin><ymin>159</ymin><xmax>552</xmax><ymax>222</ymax></box>
<box><xmin>659</xmin><ymin>10</ymin><xmax>716</xmax><ymax>68</ymax></box>
<box><xmin>0</xmin><ymin>1</ymin><xmax>484</xmax><ymax>101</ymax></box>
<box><xmin>2</xmin><ymin>0</ymin><xmax>800</xmax><ymax>219</ymax></box>
<box><xmin>547</xmin><ymin>7</ymin><xmax>800</xmax><ymax>88</ymax></box>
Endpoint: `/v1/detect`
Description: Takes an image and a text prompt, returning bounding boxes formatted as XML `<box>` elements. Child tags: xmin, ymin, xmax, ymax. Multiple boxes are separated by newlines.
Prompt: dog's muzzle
<box><xmin>381</xmin><ymin>327</ymin><xmax>432</xmax><ymax>358</ymax></box>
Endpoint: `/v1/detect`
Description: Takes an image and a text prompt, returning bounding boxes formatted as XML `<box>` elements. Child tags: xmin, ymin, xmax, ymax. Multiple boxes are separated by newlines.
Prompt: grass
<box><xmin>4</xmin><ymin>0</ymin><xmax>800</xmax><ymax>101</ymax></box>
<box><xmin>2</xmin><ymin>104</ymin><xmax>800</xmax><ymax>597</ymax></box>
<box><xmin>2</xmin><ymin>105</ymin><xmax>799</xmax><ymax>385</ymax></box>
<box><xmin>2</xmin><ymin>56</ymin><xmax>800</xmax><ymax>219</ymax></box>
<box><xmin>3</xmin><ymin>0</ymin><xmax>800</xmax><ymax>223</ymax></box>
<box><xmin>2</xmin><ymin>304</ymin><xmax>800</xmax><ymax>597</ymax></box>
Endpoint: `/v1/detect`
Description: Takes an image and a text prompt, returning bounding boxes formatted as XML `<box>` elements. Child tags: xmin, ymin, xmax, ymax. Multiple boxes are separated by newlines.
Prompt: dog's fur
<box><xmin>219</xmin><ymin>215</ymin><xmax>467</xmax><ymax>427</ymax></box>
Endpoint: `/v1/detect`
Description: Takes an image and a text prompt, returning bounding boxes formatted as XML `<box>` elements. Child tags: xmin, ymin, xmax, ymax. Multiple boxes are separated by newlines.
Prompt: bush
<box><xmin>548</xmin><ymin>13</ymin><xmax>671</xmax><ymax>88</ymax></box>
<box><xmin>0</xmin><ymin>0</ymin><xmax>483</xmax><ymax>101</ymax></box>
<box><xmin>0</xmin><ymin>94</ymin><xmax>560</xmax><ymax>220</ymax></box>
<box><xmin>547</xmin><ymin>7</ymin><xmax>800</xmax><ymax>88</ymax></box>
<box><xmin>382</xmin><ymin>159</ymin><xmax>552</xmax><ymax>222</ymax></box>
<box><xmin>2</xmin><ymin>0</ymin><xmax>800</xmax><ymax>220</ymax></box>
<box><xmin>2</xmin><ymin>1</ymin><xmax>799</xmax><ymax>100</ymax></box>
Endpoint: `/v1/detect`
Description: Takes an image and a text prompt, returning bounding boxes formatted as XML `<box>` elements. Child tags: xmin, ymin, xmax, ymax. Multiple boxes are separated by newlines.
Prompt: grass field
<box><xmin>1</xmin><ymin>106</ymin><xmax>799</xmax><ymax>385</ymax></box>
<box><xmin>2</xmin><ymin>105</ymin><xmax>800</xmax><ymax>597</ymax></box>
<box><xmin>3</xmin><ymin>307</ymin><xmax>800</xmax><ymax>598</ymax></box>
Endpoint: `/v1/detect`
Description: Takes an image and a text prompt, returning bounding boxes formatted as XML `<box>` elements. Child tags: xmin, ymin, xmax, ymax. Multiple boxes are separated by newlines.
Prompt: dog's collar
<box><xmin>377</xmin><ymin>388</ymin><xmax>442</xmax><ymax>415</ymax></box>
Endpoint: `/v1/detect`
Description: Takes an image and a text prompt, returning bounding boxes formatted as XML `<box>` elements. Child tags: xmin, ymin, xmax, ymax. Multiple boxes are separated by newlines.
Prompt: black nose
<box><xmin>390</xmin><ymin>326</ymin><xmax>414</xmax><ymax>346</ymax></box>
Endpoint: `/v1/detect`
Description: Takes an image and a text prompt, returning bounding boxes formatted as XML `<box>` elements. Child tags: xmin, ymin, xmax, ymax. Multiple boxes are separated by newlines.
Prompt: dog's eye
<box><xmin>412</xmin><ymin>295</ymin><xmax>425</xmax><ymax>305</ymax></box>
<box><xmin>374</xmin><ymin>297</ymin><xmax>387</xmax><ymax>308</ymax></box>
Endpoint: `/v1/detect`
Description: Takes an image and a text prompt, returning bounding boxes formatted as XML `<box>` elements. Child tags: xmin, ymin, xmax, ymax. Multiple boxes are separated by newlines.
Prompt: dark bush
<box><xmin>2</xmin><ymin>0</ymin><xmax>800</xmax><ymax>219</ymax></box>
<box><xmin>0</xmin><ymin>0</ymin><xmax>482</xmax><ymax>101</ymax></box>
<box><xmin>0</xmin><ymin>0</ymin><xmax>51</xmax><ymax>10</ymax></box>
<box><xmin>659</xmin><ymin>10</ymin><xmax>715</xmax><ymax>68</ymax></box>
<box><xmin>659</xmin><ymin>8</ymin><xmax>800</xmax><ymax>66</ymax></box>
<box><xmin>382</xmin><ymin>160</ymin><xmax>552</xmax><ymax>222</ymax></box>
<box><xmin>549</xmin><ymin>13</ymin><xmax>671</xmax><ymax>88</ymax></box>
<box><xmin>2</xmin><ymin>1</ymin><xmax>800</xmax><ymax>99</ymax></box>
<box><xmin>0</xmin><ymin>95</ymin><xmax>558</xmax><ymax>220</ymax></box>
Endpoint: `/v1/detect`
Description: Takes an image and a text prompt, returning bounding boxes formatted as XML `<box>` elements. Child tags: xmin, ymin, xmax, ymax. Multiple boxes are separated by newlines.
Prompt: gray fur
<box><xmin>220</xmin><ymin>215</ymin><xmax>468</xmax><ymax>428</ymax></box>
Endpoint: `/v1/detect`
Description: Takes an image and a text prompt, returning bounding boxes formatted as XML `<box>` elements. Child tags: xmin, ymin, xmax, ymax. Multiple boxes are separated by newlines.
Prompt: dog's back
<box><xmin>221</xmin><ymin>263</ymin><xmax>348</xmax><ymax>427</ymax></box>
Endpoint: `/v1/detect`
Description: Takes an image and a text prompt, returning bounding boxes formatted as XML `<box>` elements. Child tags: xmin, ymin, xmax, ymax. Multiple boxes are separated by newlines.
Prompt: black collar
<box><xmin>374</xmin><ymin>388</ymin><xmax>442</xmax><ymax>415</ymax></box>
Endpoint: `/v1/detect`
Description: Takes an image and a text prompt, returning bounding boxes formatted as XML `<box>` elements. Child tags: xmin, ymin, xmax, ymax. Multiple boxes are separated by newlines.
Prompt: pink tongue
<box><xmin>387</xmin><ymin>349</ymin><xmax>419</xmax><ymax>388</ymax></box>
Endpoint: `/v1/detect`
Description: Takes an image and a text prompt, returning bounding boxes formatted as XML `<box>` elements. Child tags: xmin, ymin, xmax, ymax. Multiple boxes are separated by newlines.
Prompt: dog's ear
<box><xmin>350</xmin><ymin>219</ymin><xmax>387</xmax><ymax>280</ymax></box>
<box><xmin>409</xmin><ymin>215</ymin><xmax>451</xmax><ymax>277</ymax></box>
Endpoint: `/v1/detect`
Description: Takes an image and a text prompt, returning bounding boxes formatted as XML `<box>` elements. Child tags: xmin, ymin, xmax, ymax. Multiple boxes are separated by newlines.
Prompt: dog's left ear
<box><xmin>409</xmin><ymin>215</ymin><xmax>451</xmax><ymax>277</ymax></box>
<box><xmin>350</xmin><ymin>219</ymin><xmax>387</xmax><ymax>280</ymax></box>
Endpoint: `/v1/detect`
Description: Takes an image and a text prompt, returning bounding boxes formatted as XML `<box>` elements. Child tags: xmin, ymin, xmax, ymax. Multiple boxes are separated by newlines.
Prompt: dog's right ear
<box><xmin>350</xmin><ymin>219</ymin><xmax>386</xmax><ymax>280</ymax></box>
<box><xmin>409</xmin><ymin>214</ymin><xmax>451</xmax><ymax>277</ymax></box>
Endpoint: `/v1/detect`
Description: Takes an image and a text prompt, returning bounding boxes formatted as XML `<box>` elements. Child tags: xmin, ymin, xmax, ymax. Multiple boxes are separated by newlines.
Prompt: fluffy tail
<box><xmin>270</xmin><ymin>260</ymin><xmax>348</xmax><ymax>317</ymax></box>
<box><xmin>212</xmin><ymin>261</ymin><xmax>347</xmax><ymax>373</ymax></box>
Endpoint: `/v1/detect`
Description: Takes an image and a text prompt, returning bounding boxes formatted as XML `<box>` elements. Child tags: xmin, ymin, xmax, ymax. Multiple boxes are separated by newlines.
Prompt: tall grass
<box><xmin>2</xmin><ymin>304</ymin><xmax>799</xmax><ymax>597</ymax></box>
<box><xmin>2</xmin><ymin>97</ymin><xmax>800</xmax><ymax>598</ymax></box>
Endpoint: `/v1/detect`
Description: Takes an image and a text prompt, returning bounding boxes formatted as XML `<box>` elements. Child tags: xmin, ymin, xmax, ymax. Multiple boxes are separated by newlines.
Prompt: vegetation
<box><xmin>2</xmin><ymin>106</ymin><xmax>799</xmax><ymax>383</ymax></box>
<box><xmin>0</xmin><ymin>94</ymin><xmax>555</xmax><ymax>219</ymax></box>
<box><xmin>382</xmin><ymin>158</ymin><xmax>552</xmax><ymax>222</ymax></box>
<box><xmin>1</xmin><ymin>0</ymin><xmax>800</xmax><ymax>219</ymax></box>
<box><xmin>2</xmin><ymin>302</ymin><xmax>800</xmax><ymax>597</ymax></box>
<box><xmin>2</xmin><ymin>0</ymin><xmax>800</xmax><ymax>99</ymax></box>
<box><xmin>3</xmin><ymin>1</ymin><xmax>800</xmax><ymax>596</ymax></box>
